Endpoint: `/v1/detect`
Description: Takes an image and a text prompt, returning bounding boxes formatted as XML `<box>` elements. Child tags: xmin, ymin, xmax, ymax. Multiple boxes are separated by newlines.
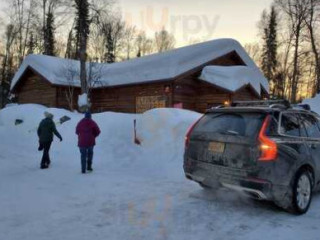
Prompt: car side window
<box><xmin>300</xmin><ymin>114</ymin><xmax>320</xmax><ymax>139</ymax></box>
<box><xmin>280</xmin><ymin>113</ymin><xmax>307</xmax><ymax>137</ymax></box>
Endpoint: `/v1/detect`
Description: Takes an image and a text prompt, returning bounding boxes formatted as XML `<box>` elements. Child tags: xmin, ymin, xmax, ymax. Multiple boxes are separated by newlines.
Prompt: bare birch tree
<box><xmin>154</xmin><ymin>28</ymin><xmax>175</xmax><ymax>53</ymax></box>
<box><xmin>63</xmin><ymin>60</ymin><xmax>79</xmax><ymax>110</ymax></box>
<box><xmin>275</xmin><ymin>0</ymin><xmax>309</xmax><ymax>102</ymax></box>
<box><xmin>136</xmin><ymin>31</ymin><xmax>153</xmax><ymax>57</ymax></box>
<box><xmin>303</xmin><ymin>0</ymin><xmax>320</xmax><ymax>95</ymax></box>
<box><xmin>100</xmin><ymin>15</ymin><xmax>125</xmax><ymax>63</ymax></box>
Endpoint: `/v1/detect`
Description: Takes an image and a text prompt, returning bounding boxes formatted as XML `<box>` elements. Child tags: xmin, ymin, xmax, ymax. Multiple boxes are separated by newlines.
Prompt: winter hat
<box><xmin>85</xmin><ymin>111</ymin><xmax>91</xmax><ymax>119</ymax></box>
<box><xmin>44</xmin><ymin>111</ymin><xmax>54</xmax><ymax>119</ymax></box>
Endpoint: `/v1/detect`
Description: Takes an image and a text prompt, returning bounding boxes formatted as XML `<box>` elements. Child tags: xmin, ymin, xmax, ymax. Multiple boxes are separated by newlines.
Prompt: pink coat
<box><xmin>76</xmin><ymin>118</ymin><xmax>101</xmax><ymax>147</ymax></box>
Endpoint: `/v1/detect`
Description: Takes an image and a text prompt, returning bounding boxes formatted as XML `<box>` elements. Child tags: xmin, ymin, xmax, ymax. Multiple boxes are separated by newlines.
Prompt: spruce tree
<box><xmin>136</xmin><ymin>50</ymin><xmax>141</xmax><ymax>58</ymax></box>
<box><xmin>104</xmin><ymin>23</ymin><xmax>115</xmax><ymax>63</ymax></box>
<box><xmin>44</xmin><ymin>12</ymin><xmax>55</xmax><ymax>56</ymax></box>
<box><xmin>74</xmin><ymin>0</ymin><xmax>90</xmax><ymax>94</ymax></box>
<box><xmin>65</xmin><ymin>29</ymin><xmax>76</xmax><ymax>59</ymax></box>
<box><xmin>261</xmin><ymin>6</ymin><xmax>278</xmax><ymax>96</ymax></box>
<box><xmin>27</xmin><ymin>33</ymin><xmax>35</xmax><ymax>55</ymax></box>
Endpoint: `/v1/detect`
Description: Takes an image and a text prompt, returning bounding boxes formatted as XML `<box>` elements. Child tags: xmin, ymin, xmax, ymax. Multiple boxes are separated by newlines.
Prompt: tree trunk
<box><xmin>23</xmin><ymin>1</ymin><xmax>32</xmax><ymax>57</ymax></box>
<box><xmin>291</xmin><ymin>24</ymin><xmax>301</xmax><ymax>103</ymax></box>
<box><xmin>306</xmin><ymin>3</ymin><xmax>320</xmax><ymax>95</ymax></box>
<box><xmin>80</xmin><ymin>26</ymin><xmax>87</xmax><ymax>94</ymax></box>
<box><xmin>43</xmin><ymin>0</ymin><xmax>47</xmax><ymax>54</ymax></box>
<box><xmin>80</xmin><ymin>52</ymin><xmax>87</xmax><ymax>94</ymax></box>
<box><xmin>309</xmin><ymin>27</ymin><xmax>320</xmax><ymax>95</ymax></box>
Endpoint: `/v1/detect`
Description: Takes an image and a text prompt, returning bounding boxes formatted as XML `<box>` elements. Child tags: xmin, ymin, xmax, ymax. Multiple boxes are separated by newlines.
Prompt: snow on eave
<box><xmin>10</xmin><ymin>55</ymin><xmax>81</xmax><ymax>91</ymax></box>
<box><xmin>199</xmin><ymin>65</ymin><xmax>268</xmax><ymax>96</ymax></box>
<box><xmin>10</xmin><ymin>38</ymin><xmax>269</xmax><ymax>92</ymax></box>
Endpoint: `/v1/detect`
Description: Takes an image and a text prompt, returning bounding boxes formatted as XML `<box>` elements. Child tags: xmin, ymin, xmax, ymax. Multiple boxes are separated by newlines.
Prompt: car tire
<box><xmin>292</xmin><ymin>170</ymin><xmax>313</xmax><ymax>215</ymax></box>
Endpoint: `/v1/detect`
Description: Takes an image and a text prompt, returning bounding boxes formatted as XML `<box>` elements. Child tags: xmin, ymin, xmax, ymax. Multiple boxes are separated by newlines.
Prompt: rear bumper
<box><xmin>184</xmin><ymin>159</ymin><xmax>290</xmax><ymax>203</ymax></box>
<box><xmin>185</xmin><ymin>171</ymin><xmax>272</xmax><ymax>200</ymax></box>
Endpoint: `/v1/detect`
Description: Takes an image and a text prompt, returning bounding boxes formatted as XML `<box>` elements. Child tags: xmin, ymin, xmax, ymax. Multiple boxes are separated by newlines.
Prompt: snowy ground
<box><xmin>1</xmin><ymin>104</ymin><xmax>320</xmax><ymax>240</ymax></box>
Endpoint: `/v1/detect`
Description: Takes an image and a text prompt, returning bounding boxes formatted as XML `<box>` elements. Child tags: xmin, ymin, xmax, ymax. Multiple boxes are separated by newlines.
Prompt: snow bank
<box><xmin>199</xmin><ymin>65</ymin><xmax>265</xmax><ymax>95</ymax></box>
<box><xmin>0</xmin><ymin>104</ymin><xmax>201</xmax><ymax>172</ymax></box>
<box><xmin>136</xmin><ymin>108</ymin><xmax>202</xmax><ymax>169</ymax></box>
<box><xmin>0</xmin><ymin>104</ymin><xmax>76</xmax><ymax>129</ymax></box>
<box><xmin>302</xmin><ymin>94</ymin><xmax>320</xmax><ymax>115</ymax></box>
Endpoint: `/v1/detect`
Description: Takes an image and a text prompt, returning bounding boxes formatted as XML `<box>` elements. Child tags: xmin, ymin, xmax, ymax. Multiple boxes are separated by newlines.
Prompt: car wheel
<box><xmin>292</xmin><ymin>170</ymin><xmax>313</xmax><ymax>214</ymax></box>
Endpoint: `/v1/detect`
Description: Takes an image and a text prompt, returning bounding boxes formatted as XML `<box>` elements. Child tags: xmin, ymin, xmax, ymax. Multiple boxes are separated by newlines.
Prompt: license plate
<box><xmin>208</xmin><ymin>142</ymin><xmax>225</xmax><ymax>153</ymax></box>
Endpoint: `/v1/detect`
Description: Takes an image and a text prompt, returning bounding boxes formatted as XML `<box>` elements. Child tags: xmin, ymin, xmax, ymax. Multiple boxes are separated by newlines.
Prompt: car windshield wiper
<box><xmin>226</xmin><ymin>130</ymin><xmax>240</xmax><ymax>136</ymax></box>
<box><xmin>216</xmin><ymin>130</ymin><xmax>240</xmax><ymax>136</ymax></box>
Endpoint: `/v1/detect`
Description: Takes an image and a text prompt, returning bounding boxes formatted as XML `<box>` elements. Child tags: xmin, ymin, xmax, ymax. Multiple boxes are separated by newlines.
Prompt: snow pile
<box><xmin>302</xmin><ymin>94</ymin><xmax>320</xmax><ymax>115</ymax></box>
<box><xmin>0</xmin><ymin>104</ymin><xmax>200</xmax><ymax>171</ymax></box>
<box><xmin>11</xmin><ymin>38</ymin><xmax>269</xmax><ymax>95</ymax></box>
<box><xmin>0</xmin><ymin>104</ymin><xmax>74</xmax><ymax>129</ymax></box>
<box><xmin>199</xmin><ymin>65</ymin><xmax>265</xmax><ymax>95</ymax></box>
<box><xmin>77</xmin><ymin>93</ymin><xmax>89</xmax><ymax>108</ymax></box>
<box><xmin>136</xmin><ymin>108</ymin><xmax>202</xmax><ymax>169</ymax></box>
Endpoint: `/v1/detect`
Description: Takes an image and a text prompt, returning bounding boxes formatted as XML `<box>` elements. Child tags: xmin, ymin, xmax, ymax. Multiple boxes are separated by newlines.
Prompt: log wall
<box><xmin>172</xmin><ymin>51</ymin><xmax>259</xmax><ymax>112</ymax></box>
<box><xmin>56</xmin><ymin>87</ymin><xmax>81</xmax><ymax>111</ymax></box>
<box><xmin>232</xmin><ymin>86</ymin><xmax>258</xmax><ymax>101</ymax></box>
<box><xmin>16</xmin><ymin>72</ymin><xmax>56</xmax><ymax>107</ymax></box>
<box><xmin>91</xmin><ymin>81</ymin><xmax>173</xmax><ymax>113</ymax></box>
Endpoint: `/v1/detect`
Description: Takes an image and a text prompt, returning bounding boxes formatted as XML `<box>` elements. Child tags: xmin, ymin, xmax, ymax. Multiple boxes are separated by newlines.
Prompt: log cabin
<box><xmin>10</xmin><ymin>38</ymin><xmax>269</xmax><ymax>113</ymax></box>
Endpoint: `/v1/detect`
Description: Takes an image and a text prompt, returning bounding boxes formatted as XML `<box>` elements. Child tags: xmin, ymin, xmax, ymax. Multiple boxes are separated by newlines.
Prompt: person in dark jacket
<box><xmin>76</xmin><ymin>112</ymin><xmax>101</xmax><ymax>174</ymax></box>
<box><xmin>37</xmin><ymin>112</ymin><xmax>63</xmax><ymax>169</ymax></box>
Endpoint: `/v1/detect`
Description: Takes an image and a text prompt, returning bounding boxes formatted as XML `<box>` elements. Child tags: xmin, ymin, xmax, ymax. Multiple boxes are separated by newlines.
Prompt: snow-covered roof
<box><xmin>10</xmin><ymin>38</ymin><xmax>269</xmax><ymax>94</ymax></box>
<box><xmin>199</xmin><ymin>66</ymin><xmax>268</xmax><ymax>95</ymax></box>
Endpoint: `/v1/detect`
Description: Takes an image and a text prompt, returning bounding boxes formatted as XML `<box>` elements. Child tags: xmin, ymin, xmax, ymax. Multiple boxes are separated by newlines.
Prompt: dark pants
<box><xmin>79</xmin><ymin>146</ymin><xmax>94</xmax><ymax>172</ymax></box>
<box><xmin>40</xmin><ymin>142</ymin><xmax>52</xmax><ymax>168</ymax></box>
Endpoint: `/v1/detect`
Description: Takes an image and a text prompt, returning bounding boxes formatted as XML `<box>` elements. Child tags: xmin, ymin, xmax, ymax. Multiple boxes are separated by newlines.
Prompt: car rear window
<box><xmin>193</xmin><ymin>112</ymin><xmax>265</xmax><ymax>137</ymax></box>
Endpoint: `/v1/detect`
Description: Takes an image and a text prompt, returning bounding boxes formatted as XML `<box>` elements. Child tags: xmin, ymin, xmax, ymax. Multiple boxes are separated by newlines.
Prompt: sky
<box><xmin>0</xmin><ymin>0</ymin><xmax>273</xmax><ymax>47</ymax></box>
<box><xmin>119</xmin><ymin>0</ymin><xmax>273</xmax><ymax>46</ymax></box>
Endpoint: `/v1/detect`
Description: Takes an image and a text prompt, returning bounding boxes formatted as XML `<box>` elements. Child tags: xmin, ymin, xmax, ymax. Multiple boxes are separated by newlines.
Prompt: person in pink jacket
<box><xmin>76</xmin><ymin>112</ymin><xmax>101</xmax><ymax>174</ymax></box>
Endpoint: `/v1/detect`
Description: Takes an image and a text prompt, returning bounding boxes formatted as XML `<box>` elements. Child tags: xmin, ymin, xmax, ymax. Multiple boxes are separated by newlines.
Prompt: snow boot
<box><xmin>87</xmin><ymin>160</ymin><xmax>93</xmax><ymax>172</ymax></box>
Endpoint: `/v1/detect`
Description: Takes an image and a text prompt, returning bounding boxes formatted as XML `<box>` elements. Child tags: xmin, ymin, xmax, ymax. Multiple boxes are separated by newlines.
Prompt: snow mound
<box><xmin>199</xmin><ymin>65</ymin><xmax>265</xmax><ymax>95</ymax></box>
<box><xmin>136</xmin><ymin>108</ymin><xmax>201</xmax><ymax>167</ymax></box>
<box><xmin>0</xmin><ymin>104</ymin><xmax>201</xmax><ymax>171</ymax></box>
<box><xmin>78</xmin><ymin>93</ymin><xmax>88</xmax><ymax>107</ymax></box>
<box><xmin>0</xmin><ymin>104</ymin><xmax>78</xmax><ymax>129</ymax></box>
<box><xmin>302</xmin><ymin>94</ymin><xmax>320</xmax><ymax>115</ymax></box>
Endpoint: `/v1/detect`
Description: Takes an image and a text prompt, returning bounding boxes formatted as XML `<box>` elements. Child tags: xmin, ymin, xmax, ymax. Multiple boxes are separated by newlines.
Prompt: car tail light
<box><xmin>258</xmin><ymin>115</ymin><xmax>277</xmax><ymax>161</ymax></box>
<box><xmin>185</xmin><ymin>116</ymin><xmax>203</xmax><ymax>148</ymax></box>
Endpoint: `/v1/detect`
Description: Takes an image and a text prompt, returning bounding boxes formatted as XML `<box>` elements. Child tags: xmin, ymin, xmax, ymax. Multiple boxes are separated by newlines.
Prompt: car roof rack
<box><xmin>231</xmin><ymin>100</ymin><xmax>291</xmax><ymax>109</ymax></box>
<box><xmin>292</xmin><ymin>104</ymin><xmax>311</xmax><ymax>111</ymax></box>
